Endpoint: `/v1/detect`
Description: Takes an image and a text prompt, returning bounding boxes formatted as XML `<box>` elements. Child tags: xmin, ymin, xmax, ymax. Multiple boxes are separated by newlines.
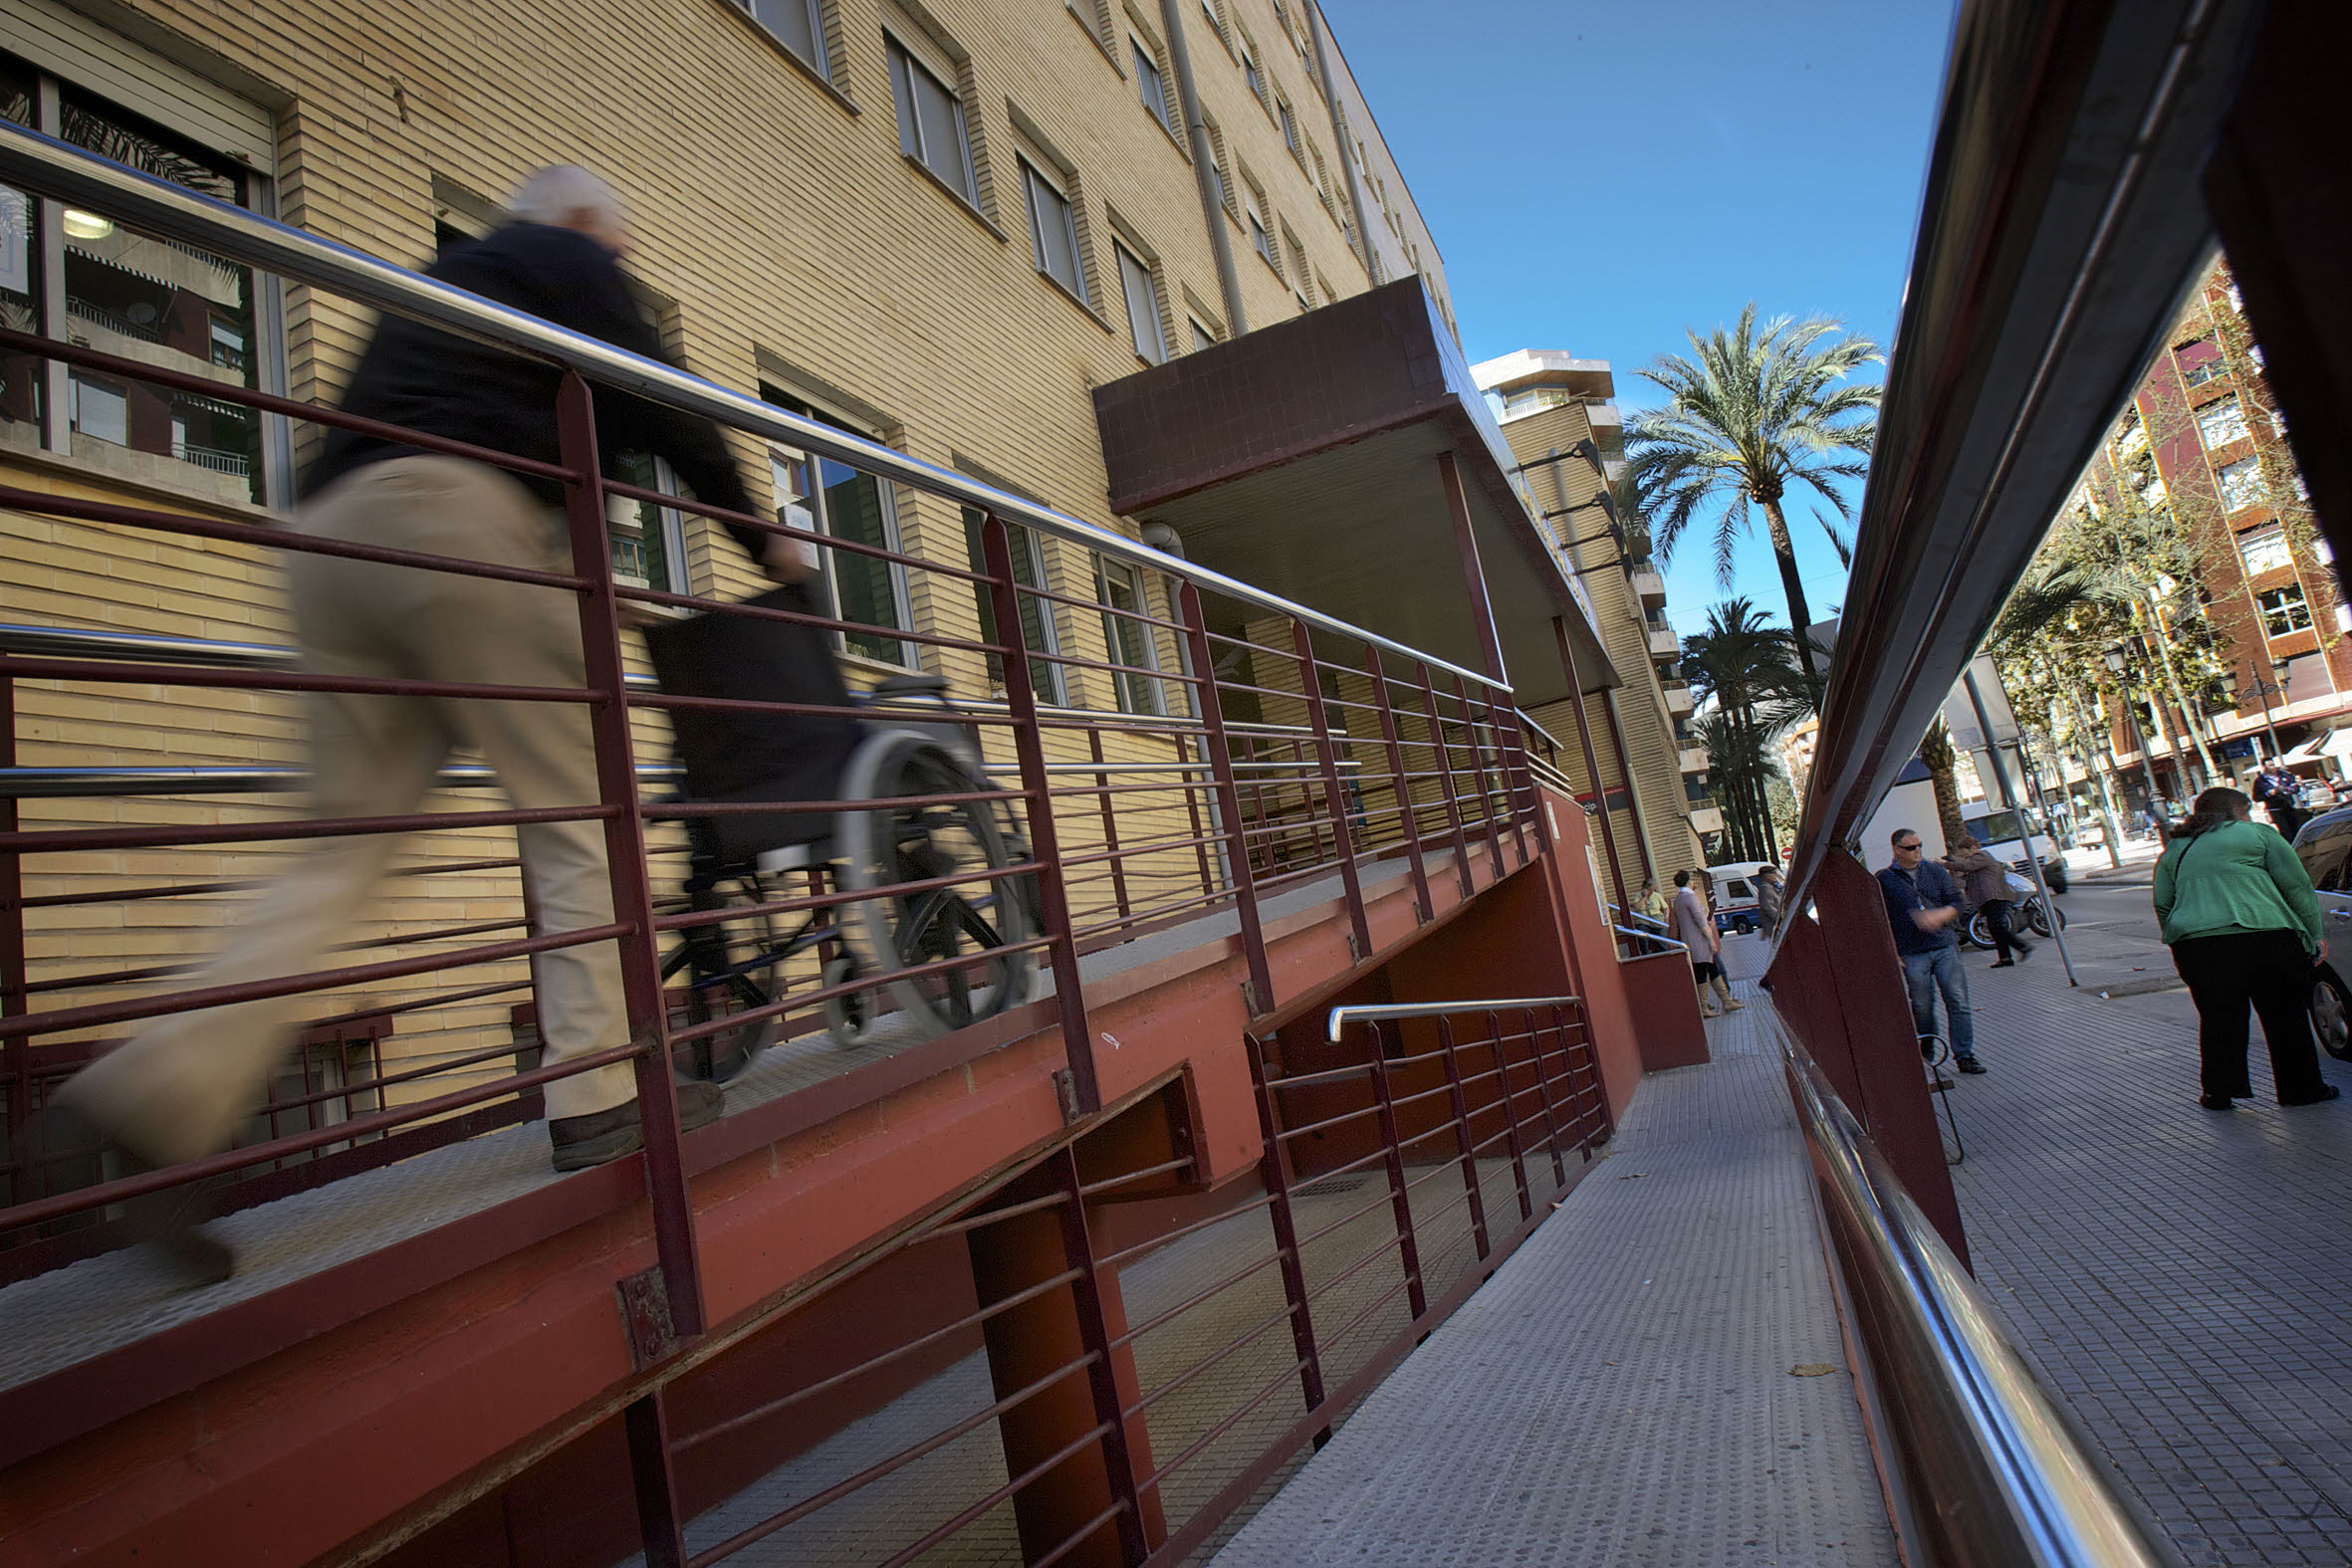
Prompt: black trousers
<box><xmin>1982</xmin><ymin>898</ymin><xmax>2028</xmax><ymax>961</ymax></box>
<box><xmin>2170</xmin><ymin>929</ymin><xmax>2328</xmax><ymax>1102</ymax></box>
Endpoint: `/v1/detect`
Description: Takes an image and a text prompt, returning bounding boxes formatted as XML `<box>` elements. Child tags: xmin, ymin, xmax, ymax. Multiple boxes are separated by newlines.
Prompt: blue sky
<box><xmin>1329</xmin><ymin>0</ymin><xmax>1958</xmax><ymax>636</ymax></box>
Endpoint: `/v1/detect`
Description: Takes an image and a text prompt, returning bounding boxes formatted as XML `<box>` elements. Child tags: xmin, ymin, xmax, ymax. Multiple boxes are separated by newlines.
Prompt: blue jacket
<box><xmin>1877</xmin><ymin>860</ymin><xmax>1964</xmax><ymax>955</ymax></box>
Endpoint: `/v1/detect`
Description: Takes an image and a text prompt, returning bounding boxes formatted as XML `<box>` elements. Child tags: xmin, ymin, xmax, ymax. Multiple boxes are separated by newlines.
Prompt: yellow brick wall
<box><xmin>2</xmin><ymin>0</ymin><xmax>1454</xmax><ymax>1115</ymax></box>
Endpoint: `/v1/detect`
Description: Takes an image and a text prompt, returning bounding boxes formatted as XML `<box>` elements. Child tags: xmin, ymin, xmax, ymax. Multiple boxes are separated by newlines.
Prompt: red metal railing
<box><xmin>0</xmin><ymin>137</ymin><xmax>1548</xmax><ymax>1353</ymax></box>
<box><xmin>589</xmin><ymin>998</ymin><xmax>1608</xmax><ymax>1568</ymax></box>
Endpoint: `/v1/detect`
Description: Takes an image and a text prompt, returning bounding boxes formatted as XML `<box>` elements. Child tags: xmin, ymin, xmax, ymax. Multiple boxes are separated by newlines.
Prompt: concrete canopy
<box><xmin>1091</xmin><ymin>279</ymin><xmax>1619</xmax><ymax>708</ymax></box>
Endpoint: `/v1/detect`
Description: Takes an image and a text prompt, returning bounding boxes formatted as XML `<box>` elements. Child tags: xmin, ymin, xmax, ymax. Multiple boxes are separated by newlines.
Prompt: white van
<box><xmin>1958</xmin><ymin>804</ymin><xmax>2069</xmax><ymax>894</ymax></box>
<box><xmin>1705</xmin><ymin>861</ymin><xmax>1772</xmax><ymax>935</ymax></box>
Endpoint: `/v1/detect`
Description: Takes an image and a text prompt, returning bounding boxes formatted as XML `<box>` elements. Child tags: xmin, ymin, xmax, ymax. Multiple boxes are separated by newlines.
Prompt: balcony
<box><xmin>1664</xmin><ymin>682</ymin><xmax>1695</xmax><ymax>717</ymax></box>
<box><xmin>1646</xmin><ymin>623</ymin><xmax>1681</xmax><ymax>661</ymax></box>
<box><xmin>1689</xmin><ymin>805</ymin><xmax>1725</xmax><ymax>835</ymax></box>
<box><xmin>1678</xmin><ymin>745</ymin><xmax>1709</xmax><ymax>775</ymax></box>
<box><xmin>1630</xmin><ymin>562</ymin><xmax>1667</xmax><ymax>608</ymax></box>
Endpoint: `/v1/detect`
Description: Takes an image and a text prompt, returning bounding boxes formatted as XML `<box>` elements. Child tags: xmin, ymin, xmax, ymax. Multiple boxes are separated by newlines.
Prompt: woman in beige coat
<box><xmin>1668</xmin><ymin>870</ymin><xmax>1743</xmax><ymax>1016</ymax></box>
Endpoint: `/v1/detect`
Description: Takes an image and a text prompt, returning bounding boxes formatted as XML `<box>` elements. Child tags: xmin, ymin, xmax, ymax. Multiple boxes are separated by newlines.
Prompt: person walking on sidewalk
<box><xmin>38</xmin><ymin>166</ymin><xmax>806</xmax><ymax>1285</ymax></box>
<box><xmin>1946</xmin><ymin>833</ymin><xmax>2033</xmax><ymax>967</ymax></box>
<box><xmin>1877</xmin><ymin>828</ymin><xmax>1984</xmax><ymax>1073</ymax></box>
<box><xmin>2155</xmin><ymin>785</ymin><xmax>2339</xmax><ymax>1111</ymax></box>
<box><xmin>1669</xmin><ymin>870</ymin><xmax>1742</xmax><ymax>1016</ymax></box>
<box><xmin>1754</xmin><ymin>863</ymin><xmax>1785</xmax><ymax>938</ymax></box>
<box><xmin>2251</xmin><ymin>759</ymin><xmax>2310</xmax><ymax>842</ymax></box>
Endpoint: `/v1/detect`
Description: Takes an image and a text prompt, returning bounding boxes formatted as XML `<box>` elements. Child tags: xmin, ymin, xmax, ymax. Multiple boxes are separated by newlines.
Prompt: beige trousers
<box><xmin>63</xmin><ymin>457</ymin><xmax>639</xmax><ymax>1165</ymax></box>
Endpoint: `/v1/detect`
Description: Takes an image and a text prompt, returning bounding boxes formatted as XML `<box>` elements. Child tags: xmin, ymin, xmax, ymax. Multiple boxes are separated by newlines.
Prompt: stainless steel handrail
<box><xmin>1327</xmin><ymin>997</ymin><xmax>1578</xmax><ymax>1043</ymax></box>
<box><xmin>1611</xmin><ymin>924</ymin><xmax>1683</xmax><ymax>953</ymax></box>
<box><xmin>0</xmin><ymin>122</ymin><xmax>1510</xmax><ymax>697</ymax></box>
<box><xmin>1768</xmin><ymin>1008</ymin><xmax>2177</xmax><ymax>1567</ymax></box>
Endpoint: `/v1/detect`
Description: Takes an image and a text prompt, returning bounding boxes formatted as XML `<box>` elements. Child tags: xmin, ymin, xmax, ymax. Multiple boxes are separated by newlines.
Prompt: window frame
<box><xmin>1018</xmin><ymin>154</ymin><xmax>1088</xmax><ymax>305</ymax></box>
<box><xmin>605</xmin><ymin>450</ymin><xmax>693</xmax><ymax>594</ymax></box>
<box><xmin>730</xmin><ymin>0</ymin><xmax>831</xmax><ymax>77</ymax></box>
<box><xmin>2217</xmin><ymin>454</ymin><xmax>2263</xmax><ymax>512</ymax></box>
<box><xmin>2196</xmin><ymin>392</ymin><xmax>2250</xmax><ymax>451</ymax></box>
<box><xmin>2258</xmin><ymin>582</ymin><xmax>2313</xmax><ymax>640</ymax></box>
<box><xmin>885</xmin><ymin>32</ymin><xmax>978</xmax><ymax>205</ymax></box>
<box><xmin>3</xmin><ymin>49</ymin><xmax>284</xmax><ymax>505</ymax></box>
<box><xmin>964</xmin><ymin>508</ymin><xmax>1065</xmax><ymax>705</ymax></box>
<box><xmin>1113</xmin><ymin>239</ymin><xmax>1167</xmax><ymax>364</ymax></box>
<box><xmin>2235</xmin><ymin>521</ymin><xmax>2292</xmax><ymax>578</ymax></box>
<box><xmin>1130</xmin><ymin>34</ymin><xmax>1174</xmax><ymax>134</ymax></box>
<box><xmin>1095</xmin><ymin>555</ymin><xmax>1166</xmax><ymax>715</ymax></box>
<box><xmin>762</xmin><ymin>385</ymin><xmax>917</xmax><ymax>667</ymax></box>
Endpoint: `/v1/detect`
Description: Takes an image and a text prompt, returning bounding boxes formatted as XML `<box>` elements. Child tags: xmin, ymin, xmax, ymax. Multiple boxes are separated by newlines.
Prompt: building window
<box><xmin>0</xmin><ymin>54</ymin><xmax>269</xmax><ymax>502</ymax></box>
<box><xmin>2197</xmin><ymin>393</ymin><xmax>2249</xmax><ymax>450</ymax></box>
<box><xmin>887</xmin><ymin>35</ymin><xmax>977</xmax><ymax>203</ymax></box>
<box><xmin>1020</xmin><ymin>158</ymin><xmax>1086</xmax><ymax>303</ymax></box>
<box><xmin>69</xmin><ymin>373</ymin><xmax>127</xmax><ymax>444</ymax></box>
<box><xmin>606</xmin><ymin>450</ymin><xmax>690</xmax><ymax>592</ymax></box>
<box><xmin>1096</xmin><ymin>556</ymin><xmax>1164</xmax><ymax>714</ymax></box>
<box><xmin>2115</xmin><ymin>408</ymin><xmax>2147</xmax><ymax>459</ymax></box>
<box><xmin>1243</xmin><ymin>181</ymin><xmax>1275</xmax><ymax>269</ymax></box>
<box><xmin>732</xmin><ymin>0</ymin><xmax>828</xmax><ymax>74</ymax></box>
<box><xmin>2176</xmin><ymin>336</ymin><xmax>2224</xmax><ymax>387</ymax></box>
<box><xmin>1114</xmin><ymin>241</ymin><xmax>1166</xmax><ymax>363</ymax></box>
<box><xmin>2218</xmin><ymin>455</ymin><xmax>2264</xmax><ymax>512</ymax></box>
<box><xmin>2236</xmin><ymin>522</ymin><xmax>2292</xmax><ymax>577</ymax></box>
<box><xmin>1278</xmin><ymin>96</ymin><xmax>1299</xmax><ymax>153</ymax></box>
<box><xmin>2259</xmin><ymin>583</ymin><xmax>2312</xmax><ymax>639</ymax></box>
<box><xmin>1242</xmin><ymin>49</ymin><xmax>1264</xmax><ymax>105</ymax></box>
<box><xmin>763</xmin><ymin>386</ymin><xmax>913</xmax><ymax>666</ymax></box>
<box><xmin>1131</xmin><ymin>37</ymin><xmax>1173</xmax><ymax>133</ymax></box>
<box><xmin>1189</xmin><ymin>317</ymin><xmax>1216</xmax><ymax>353</ymax></box>
<box><xmin>963</xmin><ymin>509</ymin><xmax>1063</xmax><ymax>704</ymax></box>
<box><xmin>1282</xmin><ymin>224</ymin><xmax>1307</xmax><ymax>309</ymax></box>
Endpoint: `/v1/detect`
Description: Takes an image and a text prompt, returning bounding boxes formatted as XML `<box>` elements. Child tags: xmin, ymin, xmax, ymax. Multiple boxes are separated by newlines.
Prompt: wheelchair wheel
<box><xmin>666</xmin><ymin>912</ymin><xmax>783</xmax><ymax>1082</ymax></box>
<box><xmin>837</xmin><ymin>731</ymin><xmax>1037</xmax><ymax>1037</ymax></box>
<box><xmin>822</xmin><ymin>955</ymin><xmax>886</xmax><ymax>1047</ymax></box>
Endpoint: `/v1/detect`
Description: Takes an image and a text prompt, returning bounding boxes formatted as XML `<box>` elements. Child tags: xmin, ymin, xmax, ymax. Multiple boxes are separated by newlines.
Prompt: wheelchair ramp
<box><xmin>1209</xmin><ymin>981</ymin><xmax>1898</xmax><ymax>1567</ymax></box>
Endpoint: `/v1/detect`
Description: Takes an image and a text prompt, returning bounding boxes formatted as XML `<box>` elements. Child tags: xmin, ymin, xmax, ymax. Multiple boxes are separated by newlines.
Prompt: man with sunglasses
<box><xmin>1876</xmin><ymin>827</ymin><xmax>1985</xmax><ymax>1074</ymax></box>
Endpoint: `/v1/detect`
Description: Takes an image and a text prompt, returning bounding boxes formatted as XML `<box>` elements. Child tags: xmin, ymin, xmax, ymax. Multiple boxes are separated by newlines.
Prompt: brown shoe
<box><xmin>550</xmin><ymin>1081</ymin><xmax>725</xmax><ymax>1172</ymax></box>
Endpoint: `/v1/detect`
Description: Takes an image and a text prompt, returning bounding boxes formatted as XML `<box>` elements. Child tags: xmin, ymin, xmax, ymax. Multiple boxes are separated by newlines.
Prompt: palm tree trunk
<box><xmin>1917</xmin><ymin>719</ymin><xmax>1968</xmax><ymax>849</ymax></box>
<box><xmin>1761</xmin><ymin>499</ymin><xmax>1824</xmax><ymax>707</ymax></box>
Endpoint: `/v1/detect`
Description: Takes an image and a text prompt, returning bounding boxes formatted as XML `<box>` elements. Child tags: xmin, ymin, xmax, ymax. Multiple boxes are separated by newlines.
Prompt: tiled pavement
<box><xmin>1210</xmin><ymin>976</ymin><xmax>1896</xmax><ymax>1568</ymax></box>
<box><xmin>1724</xmin><ymin>911</ymin><xmax>2352</xmax><ymax>1568</ymax></box>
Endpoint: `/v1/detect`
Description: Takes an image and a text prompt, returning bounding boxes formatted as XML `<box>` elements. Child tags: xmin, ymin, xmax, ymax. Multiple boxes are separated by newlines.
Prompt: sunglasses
<box><xmin>1895</xmin><ymin>840</ymin><xmax>1923</xmax><ymax>851</ymax></box>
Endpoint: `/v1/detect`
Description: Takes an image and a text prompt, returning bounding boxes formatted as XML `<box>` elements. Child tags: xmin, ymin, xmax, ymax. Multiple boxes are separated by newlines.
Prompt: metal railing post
<box><xmin>1292</xmin><ymin>621</ymin><xmax>1371</xmax><ymax>960</ymax></box>
<box><xmin>1484</xmin><ymin>1010</ymin><xmax>1533</xmax><ymax>1223</ymax></box>
<box><xmin>1363</xmin><ymin>1020</ymin><xmax>1428</xmax><ymax>1320</ymax></box>
<box><xmin>1086</xmin><ymin>730</ymin><xmax>1132</xmax><ymax>921</ymax></box>
<box><xmin>1434</xmin><ymin>1017</ymin><xmax>1492</xmax><ymax>1260</ymax></box>
<box><xmin>1519</xmin><ymin>1005</ymin><xmax>1570</xmax><ymax>1187</ymax></box>
<box><xmin>1245</xmin><ymin>1032</ymin><xmax>1331</xmax><ymax>1446</ymax></box>
<box><xmin>1363</xmin><ymin>647</ymin><xmax>1433</xmax><ymax>924</ymax></box>
<box><xmin>1414</xmin><ymin>667</ymin><xmax>1477</xmax><ymax>901</ymax></box>
<box><xmin>623</xmin><ymin>1390</ymin><xmax>689</xmax><ymax>1568</ymax></box>
<box><xmin>0</xmin><ymin>656</ymin><xmax>26</xmax><ymax>1206</ymax></box>
<box><xmin>1052</xmin><ymin>1146</ymin><xmax>1154</xmax><ymax>1565</ymax></box>
<box><xmin>554</xmin><ymin>371</ymin><xmax>704</xmax><ymax>1336</ymax></box>
<box><xmin>1177</xmin><ymin>583</ymin><xmax>1276</xmax><ymax>1015</ymax></box>
<box><xmin>1452</xmin><ymin>674</ymin><xmax>1510</xmax><ymax>877</ymax></box>
<box><xmin>979</xmin><ymin>514</ymin><xmax>1102</xmax><ymax>1115</ymax></box>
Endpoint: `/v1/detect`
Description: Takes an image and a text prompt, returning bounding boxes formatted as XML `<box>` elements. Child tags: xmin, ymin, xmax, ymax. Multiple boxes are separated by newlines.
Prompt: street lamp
<box><xmin>2242</xmin><ymin>657</ymin><xmax>2292</xmax><ymax>762</ymax></box>
<box><xmin>2104</xmin><ymin>645</ymin><xmax>2165</xmax><ymax>810</ymax></box>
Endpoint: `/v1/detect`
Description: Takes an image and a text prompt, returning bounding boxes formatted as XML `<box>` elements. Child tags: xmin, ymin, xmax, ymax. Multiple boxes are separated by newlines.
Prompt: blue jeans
<box><xmin>1901</xmin><ymin>945</ymin><xmax>1976</xmax><ymax>1059</ymax></box>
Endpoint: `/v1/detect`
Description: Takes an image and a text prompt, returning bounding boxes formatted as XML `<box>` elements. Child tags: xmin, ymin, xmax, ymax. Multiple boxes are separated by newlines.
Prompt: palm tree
<box><xmin>1682</xmin><ymin>597</ymin><xmax>1809</xmax><ymax>861</ymax></box>
<box><xmin>1627</xmin><ymin>306</ymin><xmax>1881</xmax><ymax>707</ymax></box>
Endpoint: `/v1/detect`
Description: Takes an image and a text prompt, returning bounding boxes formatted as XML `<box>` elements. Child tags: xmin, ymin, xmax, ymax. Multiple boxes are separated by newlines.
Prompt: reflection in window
<box><xmin>733</xmin><ymin>0</ymin><xmax>828</xmax><ymax>74</ymax></box>
<box><xmin>963</xmin><ymin>509</ymin><xmax>1062</xmax><ymax>704</ymax></box>
<box><xmin>2259</xmin><ymin>583</ymin><xmax>2312</xmax><ymax>639</ymax></box>
<box><xmin>0</xmin><ymin>70</ymin><xmax>270</xmax><ymax>501</ymax></box>
<box><xmin>2236</xmin><ymin>522</ymin><xmax>2291</xmax><ymax>577</ymax></box>
<box><xmin>887</xmin><ymin>37</ymin><xmax>977</xmax><ymax>204</ymax></box>
<box><xmin>1020</xmin><ymin>158</ymin><xmax>1086</xmax><ymax>303</ymax></box>
<box><xmin>606</xmin><ymin>450</ymin><xmax>688</xmax><ymax>592</ymax></box>
<box><xmin>764</xmin><ymin>387</ymin><xmax>912</xmax><ymax>666</ymax></box>
<box><xmin>2196</xmin><ymin>394</ymin><xmax>2249</xmax><ymax>449</ymax></box>
<box><xmin>2177</xmin><ymin>336</ymin><xmax>2225</xmax><ymax>387</ymax></box>
<box><xmin>1096</xmin><ymin>557</ymin><xmax>1163</xmax><ymax>715</ymax></box>
<box><xmin>1115</xmin><ymin>243</ymin><xmax>1166</xmax><ymax>364</ymax></box>
<box><xmin>2218</xmin><ymin>455</ymin><xmax>2263</xmax><ymax>511</ymax></box>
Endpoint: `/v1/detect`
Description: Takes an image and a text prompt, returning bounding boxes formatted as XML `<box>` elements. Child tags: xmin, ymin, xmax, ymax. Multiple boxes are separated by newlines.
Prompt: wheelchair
<box><xmin>656</xmin><ymin>673</ymin><xmax>1041</xmax><ymax>1082</ymax></box>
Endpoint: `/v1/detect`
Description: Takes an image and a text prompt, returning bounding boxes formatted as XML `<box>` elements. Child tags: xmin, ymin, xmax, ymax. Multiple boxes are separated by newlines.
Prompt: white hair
<box><xmin>505</xmin><ymin>165</ymin><xmax>625</xmax><ymax>229</ymax></box>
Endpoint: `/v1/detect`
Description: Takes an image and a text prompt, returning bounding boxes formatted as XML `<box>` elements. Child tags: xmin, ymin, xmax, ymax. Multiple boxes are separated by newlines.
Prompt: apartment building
<box><xmin>2068</xmin><ymin>254</ymin><xmax>2346</xmax><ymax>800</ymax></box>
<box><xmin>0</xmin><ymin>0</ymin><xmax>1464</xmax><ymax>1095</ymax></box>
<box><xmin>1473</xmin><ymin>348</ymin><xmax>1717</xmax><ymax>890</ymax></box>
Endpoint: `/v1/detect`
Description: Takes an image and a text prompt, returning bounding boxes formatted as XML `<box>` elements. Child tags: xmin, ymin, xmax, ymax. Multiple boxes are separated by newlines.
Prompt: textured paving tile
<box><xmin>1209</xmin><ymin>976</ymin><xmax>1897</xmax><ymax>1568</ymax></box>
<box><xmin>1841</xmin><ymin>913</ymin><xmax>2352</xmax><ymax>1568</ymax></box>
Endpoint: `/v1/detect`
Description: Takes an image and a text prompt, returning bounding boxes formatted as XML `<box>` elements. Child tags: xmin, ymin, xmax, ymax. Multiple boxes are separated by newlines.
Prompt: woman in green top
<box><xmin>2154</xmin><ymin>786</ymin><xmax>2338</xmax><ymax>1110</ymax></box>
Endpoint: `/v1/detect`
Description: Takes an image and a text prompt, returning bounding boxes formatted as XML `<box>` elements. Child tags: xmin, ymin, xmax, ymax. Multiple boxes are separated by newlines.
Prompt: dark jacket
<box><xmin>1877</xmin><ymin>860</ymin><xmax>1964</xmax><ymax>955</ymax></box>
<box><xmin>1945</xmin><ymin>847</ymin><xmax>2010</xmax><ymax>909</ymax></box>
<box><xmin>305</xmin><ymin>223</ymin><xmax>764</xmax><ymax>559</ymax></box>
